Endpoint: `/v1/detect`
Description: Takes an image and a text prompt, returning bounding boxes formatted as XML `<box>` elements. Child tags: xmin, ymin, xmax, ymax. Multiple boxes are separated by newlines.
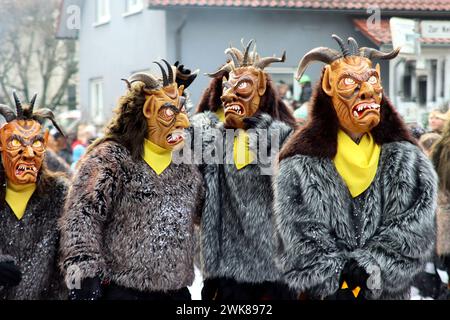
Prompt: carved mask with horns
<box><xmin>296</xmin><ymin>34</ymin><xmax>400</xmax><ymax>136</ymax></box>
<box><xmin>0</xmin><ymin>92</ymin><xmax>64</xmax><ymax>184</ymax></box>
<box><xmin>207</xmin><ymin>40</ymin><xmax>286</xmax><ymax>129</ymax></box>
<box><xmin>124</xmin><ymin>60</ymin><xmax>191</xmax><ymax>150</ymax></box>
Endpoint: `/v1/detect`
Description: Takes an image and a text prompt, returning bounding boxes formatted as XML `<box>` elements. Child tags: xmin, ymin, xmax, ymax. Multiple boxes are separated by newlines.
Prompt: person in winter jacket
<box><xmin>0</xmin><ymin>92</ymin><xmax>67</xmax><ymax>300</ymax></box>
<box><xmin>274</xmin><ymin>35</ymin><xmax>438</xmax><ymax>300</ymax></box>
<box><xmin>59</xmin><ymin>60</ymin><xmax>204</xmax><ymax>300</ymax></box>
<box><xmin>191</xmin><ymin>40</ymin><xmax>297</xmax><ymax>300</ymax></box>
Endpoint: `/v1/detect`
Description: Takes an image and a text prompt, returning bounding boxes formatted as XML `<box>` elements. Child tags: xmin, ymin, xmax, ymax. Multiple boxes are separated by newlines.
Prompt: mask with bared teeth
<box><xmin>0</xmin><ymin>92</ymin><xmax>65</xmax><ymax>185</ymax></box>
<box><xmin>207</xmin><ymin>40</ymin><xmax>286</xmax><ymax>129</ymax></box>
<box><xmin>125</xmin><ymin>60</ymin><xmax>190</xmax><ymax>151</ymax></box>
<box><xmin>296</xmin><ymin>34</ymin><xmax>400</xmax><ymax>136</ymax></box>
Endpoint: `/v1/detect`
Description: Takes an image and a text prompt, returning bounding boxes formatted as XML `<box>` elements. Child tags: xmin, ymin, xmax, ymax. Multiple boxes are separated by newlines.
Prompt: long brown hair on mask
<box><xmin>196</xmin><ymin>76</ymin><xmax>228</xmax><ymax>113</ymax></box>
<box><xmin>87</xmin><ymin>81</ymin><xmax>148</xmax><ymax>161</ymax></box>
<box><xmin>254</xmin><ymin>74</ymin><xmax>297</xmax><ymax>128</ymax></box>
<box><xmin>279</xmin><ymin>69</ymin><xmax>416</xmax><ymax>161</ymax></box>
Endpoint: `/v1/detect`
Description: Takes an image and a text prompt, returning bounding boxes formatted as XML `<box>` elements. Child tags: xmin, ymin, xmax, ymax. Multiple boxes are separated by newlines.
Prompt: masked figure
<box><xmin>191</xmin><ymin>40</ymin><xmax>297</xmax><ymax>300</ymax></box>
<box><xmin>0</xmin><ymin>93</ymin><xmax>67</xmax><ymax>299</ymax></box>
<box><xmin>274</xmin><ymin>35</ymin><xmax>438</xmax><ymax>299</ymax></box>
<box><xmin>59</xmin><ymin>60</ymin><xmax>204</xmax><ymax>300</ymax></box>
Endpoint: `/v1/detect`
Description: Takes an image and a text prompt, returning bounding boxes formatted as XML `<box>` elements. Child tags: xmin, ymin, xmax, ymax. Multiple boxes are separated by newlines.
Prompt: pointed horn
<box><xmin>205</xmin><ymin>62</ymin><xmax>234</xmax><ymax>78</ymax></box>
<box><xmin>13</xmin><ymin>91</ymin><xmax>24</xmax><ymax>119</ymax></box>
<box><xmin>254</xmin><ymin>50</ymin><xmax>286</xmax><ymax>70</ymax></box>
<box><xmin>0</xmin><ymin>104</ymin><xmax>16</xmax><ymax>122</ymax></box>
<box><xmin>295</xmin><ymin>47</ymin><xmax>341</xmax><ymax>80</ymax></box>
<box><xmin>128</xmin><ymin>73</ymin><xmax>160</xmax><ymax>90</ymax></box>
<box><xmin>161</xmin><ymin>59</ymin><xmax>174</xmax><ymax>84</ymax></box>
<box><xmin>29</xmin><ymin>93</ymin><xmax>37</xmax><ymax>114</ymax></box>
<box><xmin>242</xmin><ymin>39</ymin><xmax>254</xmax><ymax>66</ymax></box>
<box><xmin>332</xmin><ymin>34</ymin><xmax>350</xmax><ymax>57</ymax></box>
<box><xmin>154</xmin><ymin>61</ymin><xmax>169</xmax><ymax>86</ymax></box>
<box><xmin>225</xmin><ymin>46</ymin><xmax>241</xmax><ymax>68</ymax></box>
<box><xmin>348</xmin><ymin>37</ymin><xmax>359</xmax><ymax>56</ymax></box>
<box><xmin>32</xmin><ymin>108</ymin><xmax>65</xmax><ymax>138</ymax></box>
<box><xmin>359</xmin><ymin>47</ymin><xmax>401</xmax><ymax>60</ymax></box>
<box><xmin>121</xmin><ymin>78</ymin><xmax>131</xmax><ymax>89</ymax></box>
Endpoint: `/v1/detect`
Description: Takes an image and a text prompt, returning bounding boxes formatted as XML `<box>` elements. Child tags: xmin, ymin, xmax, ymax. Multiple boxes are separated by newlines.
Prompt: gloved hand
<box><xmin>0</xmin><ymin>261</ymin><xmax>22</xmax><ymax>288</ymax></box>
<box><xmin>174</xmin><ymin>61</ymin><xmax>198</xmax><ymax>89</ymax></box>
<box><xmin>337</xmin><ymin>259</ymin><xmax>369</xmax><ymax>300</ymax></box>
<box><xmin>69</xmin><ymin>276</ymin><xmax>103</xmax><ymax>300</ymax></box>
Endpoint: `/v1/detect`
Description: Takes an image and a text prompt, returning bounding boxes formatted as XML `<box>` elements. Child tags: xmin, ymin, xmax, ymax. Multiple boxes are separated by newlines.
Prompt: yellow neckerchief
<box><xmin>142</xmin><ymin>139</ymin><xmax>173</xmax><ymax>175</ymax></box>
<box><xmin>333</xmin><ymin>129</ymin><xmax>381</xmax><ymax>198</ymax></box>
<box><xmin>5</xmin><ymin>182</ymin><xmax>36</xmax><ymax>220</ymax></box>
<box><xmin>233</xmin><ymin>129</ymin><xmax>255</xmax><ymax>170</ymax></box>
<box><xmin>214</xmin><ymin>106</ymin><xmax>225</xmax><ymax>122</ymax></box>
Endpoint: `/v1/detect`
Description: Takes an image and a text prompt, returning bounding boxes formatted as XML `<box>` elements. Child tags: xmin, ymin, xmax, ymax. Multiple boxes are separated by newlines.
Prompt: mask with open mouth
<box><xmin>296</xmin><ymin>34</ymin><xmax>400</xmax><ymax>136</ymax></box>
<box><xmin>0</xmin><ymin>92</ymin><xmax>63</xmax><ymax>185</ymax></box>
<box><xmin>127</xmin><ymin>60</ymin><xmax>190</xmax><ymax>151</ymax></box>
<box><xmin>207</xmin><ymin>40</ymin><xmax>286</xmax><ymax>129</ymax></box>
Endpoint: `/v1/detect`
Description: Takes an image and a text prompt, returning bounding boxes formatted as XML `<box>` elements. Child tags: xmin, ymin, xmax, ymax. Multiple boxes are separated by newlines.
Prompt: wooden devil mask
<box><xmin>296</xmin><ymin>35</ymin><xmax>400</xmax><ymax>135</ymax></box>
<box><xmin>125</xmin><ymin>60</ymin><xmax>189</xmax><ymax>151</ymax></box>
<box><xmin>0</xmin><ymin>92</ymin><xmax>64</xmax><ymax>184</ymax></box>
<box><xmin>208</xmin><ymin>40</ymin><xmax>286</xmax><ymax>129</ymax></box>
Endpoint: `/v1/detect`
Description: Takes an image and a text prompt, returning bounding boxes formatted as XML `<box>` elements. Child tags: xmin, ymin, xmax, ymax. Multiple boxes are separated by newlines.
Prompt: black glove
<box><xmin>174</xmin><ymin>61</ymin><xmax>198</xmax><ymax>89</ymax></box>
<box><xmin>0</xmin><ymin>261</ymin><xmax>22</xmax><ymax>288</ymax></box>
<box><xmin>69</xmin><ymin>276</ymin><xmax>103</xmax><ymax>300</ymax></box>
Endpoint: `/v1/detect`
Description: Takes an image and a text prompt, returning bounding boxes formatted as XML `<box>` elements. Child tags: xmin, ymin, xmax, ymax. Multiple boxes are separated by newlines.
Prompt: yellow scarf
<box><xmin>233</xmin><ymin>130</ymin><xmax>255</xmax><ymax>170</ymax></box>
<box><xmin>333</xmin><ymin>130</ymin><xmax>381</xmax><ymax>198</ymax></box>
<box><xmin>143</xmin><ymin>139</ymin><xmax>172</xmax><ymax>175</ymax></box>
<box><xmin>214</xmin><ymin>107</ymin><xmax>225</xmax><ymax>122</ymax></box>
<box><xmin>5</xmin><ymin>182</ymin><xmax>36</xmax><ymax>220</ymax></box>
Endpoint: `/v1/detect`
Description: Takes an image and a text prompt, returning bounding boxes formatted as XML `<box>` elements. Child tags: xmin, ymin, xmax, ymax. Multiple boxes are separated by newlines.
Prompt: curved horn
<box><xmin>161</xmin><ymin>59</ymin><xmax>174</xmax><ymax>84</ymax></box>
<box><xmin>121</xmin><ymin>78</ymin><xmax>131</xmax><ymax>89</ymax></box>
<box><xmin>359</xmin><ymin>47</ymin><xmax>401</xmax><ymax>60</ymax></box>
<box><xmin>295</xmin><ymin>47</ymin><xmax>341</xmax><ymax>80</ymax></box>
<box><xmin>348</xmin><ymin>37</ymin><xmax>359</xmax><ymax>56</ymax></box>
<box><xmin>205</xmin><ymin>62</ymin><xmax>234</xmax><ymax>78</ymax></box>
<box><xmin>154</xmin><ymin>61</ymin><xmax>169</xmax><ymax>86</ymax></box>
<box><xmin>332</xmin><ymin>34</ymin><xmax>350</xmax><ymax>57</ymax></box>
<box><xmin>128</xmin><ymin>73</ymin><xmax>160</xmax><ymax>90</ymax></box>
<box><xmin>254</xmin><ymin>50</ymin><xmax>286</xmax><ymax>70</ymax></box>
<box><xmin>13</xmin><ymin>91</ymin><xmax>24</xmax><ymax>119</ymax></box>
<box><xmin>242</xmin><ymin>39</ymin><xmax>254</xmax><ymax>66</ymax></box>
<box><xmin>225</xmin><ymin>46</ymin><xmax>241</xmax><ymax>68</ymax></box>
<box><xmin>0</xmin><ymin>104</ymin><xmax>16</xmax><ymax>122</ymax></box>
<box><xmin>32</xmin><ymin>108</ymin><xmax>65</xmax><ymax>138</ymax></box>
<box><xmin>29</xmin><ymin>93</ymin><xmax>37</xmax><ymax>114</ymax></box>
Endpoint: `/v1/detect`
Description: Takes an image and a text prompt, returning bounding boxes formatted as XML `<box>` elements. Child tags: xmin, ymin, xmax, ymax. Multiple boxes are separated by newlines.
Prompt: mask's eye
<box><xmin>11</xmin><ymin>139</ymin><xmax>21</xmax><ymax>147</ymax></box>
<box><xmin>165</xmin><ymin>108</ymin><xmax>174</xmax><ymax>117</ymax></box>
<box><xmin>32</xmin><ymin>140</ymin><xmax>43</xmax><ymax>148</ymax></box>
<box><xmin>368</xmin><ymin>75</ymin><xmax>378</xmax><ymax>85</ymax></box>
<box><xmin>236</xmin><ymin>81</ymin><xmax>252</xmax><ymax>92</ymax></box>
<box><xmin>158</xmin><ymin>105</ymin><xmax>176</xmax><ymax>122</ymax></box>
<box><xmin>343</xmin><ymin>77</ymin><xmax>356</xmax><ymax>86</ymax></box>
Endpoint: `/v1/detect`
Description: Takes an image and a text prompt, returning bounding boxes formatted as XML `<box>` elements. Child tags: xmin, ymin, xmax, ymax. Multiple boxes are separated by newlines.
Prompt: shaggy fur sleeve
<box><xmin>274</xmin><ymin>157</ymin><xmax>346</xmax><ymax>297</ymax></box>
<box><xmin>351</xmin><ymin>143</ymin><xmax>438</xmax><ymax>299</ymax></box>
<box><xmin>59</xmin><ymin>143</ymin><xmax>121</xmax><ymax>284</ymax></box>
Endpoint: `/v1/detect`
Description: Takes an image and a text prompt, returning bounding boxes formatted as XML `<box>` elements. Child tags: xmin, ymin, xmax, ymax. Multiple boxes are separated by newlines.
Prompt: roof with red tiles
<box><xmin>148</xmin><ymin>0</ymin><xmax>450</xmax><ymax>12</ymax></box>
<box><xmin>353</xmin><ymin>18</ymin><xmax>450</xmax><ymax>45</ymax></box>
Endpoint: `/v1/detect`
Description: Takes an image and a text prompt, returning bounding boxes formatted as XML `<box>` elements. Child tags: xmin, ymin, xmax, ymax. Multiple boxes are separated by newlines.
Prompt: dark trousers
<box><xmin>102</xmin><ymin>283</ymin><xmax>191</xmax><ymax>301</ymax></box>
<box><xmin>201</xmin><ymin>277</ymin><xmax>297</xmax><ymax>300</ymax></box>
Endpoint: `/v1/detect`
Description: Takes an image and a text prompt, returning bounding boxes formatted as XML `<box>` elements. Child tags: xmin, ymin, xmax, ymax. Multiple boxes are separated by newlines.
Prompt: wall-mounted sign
<box><xmin>421</xmin><ymin>20</ymin><xmax>450</xmax><ymax>39</ymax></box>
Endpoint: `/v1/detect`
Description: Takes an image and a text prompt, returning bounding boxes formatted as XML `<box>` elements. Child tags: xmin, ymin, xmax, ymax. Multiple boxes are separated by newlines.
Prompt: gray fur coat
<box><xmin>59</xmin><ymin>141</ymin><xmax>204</xmax><ymax>293</ymax></box>
<box><xmin>0</xmin><ymin>174</ymin><xmax>68</xmax><ymax>300</ymax></box>
<box><xmin>274</xmin><ymin>141</ymin><xmax>437</xmax><ymax>299</ymax></box>
<box><xmin>191</xmin><ymin>112</ymin><xmax>293</xmax><ymax>283</ymax></box>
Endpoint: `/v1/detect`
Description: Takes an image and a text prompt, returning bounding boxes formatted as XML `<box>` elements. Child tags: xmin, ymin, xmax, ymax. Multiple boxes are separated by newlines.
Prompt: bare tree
<box><xmin>0</xmin><ymin>0</ymin><xmax>78</xmax><ymax>110</ymax></box>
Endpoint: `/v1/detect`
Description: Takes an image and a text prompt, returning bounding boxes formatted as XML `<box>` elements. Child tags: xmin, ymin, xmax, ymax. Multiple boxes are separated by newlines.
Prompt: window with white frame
<box><xmin>95</xmin><ymin>0</ymin><xmax>110</xmax><ymax>25</ymax></box>
<box><xmin>90</xmin><ymin>79</ymin><xmax>104</xmax><ymax>124</ymax></box>
<box><xmin>125</xmin><ymin>0</ymin><xmax>144</xmax><ymax>14</ymax></box>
